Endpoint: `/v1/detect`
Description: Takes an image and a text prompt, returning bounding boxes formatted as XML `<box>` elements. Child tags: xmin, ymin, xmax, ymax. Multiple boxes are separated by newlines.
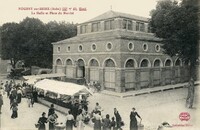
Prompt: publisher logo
<box><xmin>179</xmin><ymin>112</ymin><xmax>190</xmax><ymax>121</ymax></box>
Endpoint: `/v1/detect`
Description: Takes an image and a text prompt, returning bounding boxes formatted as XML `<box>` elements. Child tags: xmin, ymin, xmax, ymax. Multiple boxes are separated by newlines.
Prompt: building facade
<box><xmin>52</xmin><ymin>11</ymin><xmax>190</xmax><ymax>92</ymax></box>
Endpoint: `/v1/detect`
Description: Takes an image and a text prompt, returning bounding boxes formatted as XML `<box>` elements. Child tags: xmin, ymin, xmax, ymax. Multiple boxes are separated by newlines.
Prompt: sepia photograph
<box><xmin>0</xmin><ymin>0</ymin><xmax>199</xmax><ymax>130</ymax></box>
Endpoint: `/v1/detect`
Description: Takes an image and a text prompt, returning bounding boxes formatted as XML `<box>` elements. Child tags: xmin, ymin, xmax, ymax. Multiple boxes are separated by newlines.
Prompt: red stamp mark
<box><xmin>179</xmin><ymin>112</ymin><xmax>190</xmax><ymax>121</ymax></box>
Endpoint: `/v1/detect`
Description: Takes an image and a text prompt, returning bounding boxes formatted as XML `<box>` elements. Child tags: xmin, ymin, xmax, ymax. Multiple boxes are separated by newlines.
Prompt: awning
<box><xmin>34</xmin><ymin>79</ymin><xmax>93</xmax><ymax>96</ymax></box>
<box><xmin>23</xmin><ymin>75</ymin><xmax>41</xmax><ymax>85</ymax></box>
<box><xmin>39</xmin><ymin>73</ymin><xmax>65</xmax><ymax>78</ymax></box>
<box><xmin>22</xmin><ymin>73</ymin><xmax>65</xmax><ymax>85</ymax></box>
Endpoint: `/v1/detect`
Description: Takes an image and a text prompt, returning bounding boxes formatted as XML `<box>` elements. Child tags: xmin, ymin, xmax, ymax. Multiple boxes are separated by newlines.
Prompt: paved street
<box><xmin>0</xmin><ymin>78</ymin><xmax>199</xmax><ymax>130</ymax></box>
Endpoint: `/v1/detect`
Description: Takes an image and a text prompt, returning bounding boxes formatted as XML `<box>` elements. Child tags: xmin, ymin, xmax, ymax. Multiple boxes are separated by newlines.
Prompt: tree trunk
<box><xmin>189</xmin><ymin>60</ymin><xmax>197</xmax><ymax>80</ymax></box>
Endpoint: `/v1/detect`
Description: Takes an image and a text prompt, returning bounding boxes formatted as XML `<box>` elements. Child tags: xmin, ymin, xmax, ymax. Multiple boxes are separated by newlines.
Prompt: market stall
<box><xmin>34</xmin><ymin>79</ymin><xmax>92</xmax><ymax>110</ymax></box>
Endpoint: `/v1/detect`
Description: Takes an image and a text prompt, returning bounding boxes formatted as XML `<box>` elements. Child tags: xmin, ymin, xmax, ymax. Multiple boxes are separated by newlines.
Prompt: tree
<box><xmin>149</xmin><ymin>0</ymin><xmax>199</xmax><ymax>78</ymax></box>
<box><xmin>18</xmin><ymin>17</ymin><xmax>48</xmax><ymax>68</ymax></box>
<box><xmin>0</xmin><ymin>18</ymin><xmax>77</xmax><ymax>69</ymax></box>
<box><xmin>44</xmin><ymin>21</ymin><xmax>77</xmax><ymax>68</ymax></box>
<box><xmin>0</xmin><ymin>22</ymin><xmax>21</xmax><ymax>68</ymax></box>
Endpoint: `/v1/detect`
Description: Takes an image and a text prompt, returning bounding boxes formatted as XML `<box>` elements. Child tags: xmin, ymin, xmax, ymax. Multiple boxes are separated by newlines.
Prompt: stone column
<box><xmin>171</xmin><ymin>67</ymin><xmax>176</xmax><ymax>84</ymax></box>
<box><xmin>115</xmin><ymin>68</ymin><xmax>125</xmax><ymax>92</ymax></box>
<box><xmin>85</xmin><ymin>66</ymin><xmax>90</xmax><ymax>84</ymax></box>
<box><xmin>100</xmin><ymin>21</ymin><xmax>104</xmax><ymax>31</ymax></box>
<box><xmin>77</xmin><ymin>25</ymin><xmax>81</xmax><ymax>35</ymax></box>
<box><xmin>149</xmin><ymin>68</ymin><xmax>154</xmax><ymax>87</ymax></box>
<box><xmin>52</xmin><ymin>65</ymin><xmax>56</xmax><ymax>73</ymax></box>
<box><xmin>180</xmin><ymin>66</ymin><xmax>185</xmax><ymax>83</ymax></box>
<box><xmin>72</xmin><ymin>66</ymin><xmax>77</xmax><ymax>78</ymax></box>
<box><xmin>160</xmin><ymin>68</ymin><xmax>166</xmax><ymax>86</ymax></box>
<box><xmin>144</xmin><ymin>23</ymin><xmax>148</xmax><ymax>33</ymax></box>
<box><xmin>135</xmin><ymin>69</ymin><xmax>141</xmax><ymax>90</ymax></box>
<box><xmin>87</xmin><ymin>23</ymin><xmax>92</xmax><ymax>33</ymax></box>
<box><xmin>115</xmin><ymin>18</ymin><xmax>122</xmax><ymax>30</ymax></box>
<box><xmin>99</xmin><ymin>68</ymin><xmax>104</xmax><ymax>90</ymax></box>
<box><xmin>63</xmin><ymin>65</ymin><xmax>66</xmax><ymax>74</ymax></box>
<box><xmin>132</xmin><ymin>21</ymin><xmax>136</xmax><ymax>31</ymax></box>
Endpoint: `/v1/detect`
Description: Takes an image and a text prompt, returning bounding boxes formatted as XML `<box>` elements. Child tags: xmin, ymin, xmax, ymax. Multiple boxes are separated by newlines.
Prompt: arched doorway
<box><xmin>153</xmin><ymin>59</ymin><xmax>162</xmax><ymax>86</ymax></box>
<box><xmin>55</xmin><ymin>59</ymin><xmax>63</xmax><ymax>73</ymax></box>
<box><xmin>104</xmin><ymin>58</ymin><xmax>116</xmax><ymax>90</ymax></box>
<box><xmin>89</xmin><ymin>59</ymin><xmax>99</xmax><ymax>83</ymax></box>
<box><xmin>139</xmin><ymin>59</ymin><xmax>150</xmax><ymax>88</ymax></box>
<box><xmin>124</xmin><ymin>59</ymin><xmax>136</xmax><ymax>90</ymax></box>
<box><xmin>66</xmin><ymin>59</ymin><xmax>73</xmax><ymax>78</ymax></box>
<box><xmin>77</xmin><ymin>59</ymin><xmax>85</xmax><ymax>78</ymax></box>
<box><xmin>174</xmin><ymin>58</ymin><xmax>182</xmax><ymax>83</ymax></box>
<box><xmin>164</xmin><ymin>59</ymin><xmax>173</xmax><ymax>84</ymax></box>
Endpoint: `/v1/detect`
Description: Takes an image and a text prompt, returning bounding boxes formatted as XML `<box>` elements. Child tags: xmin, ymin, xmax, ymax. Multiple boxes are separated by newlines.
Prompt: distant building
<box><xmin>52</xmin><ymin>11</ymin><xmax>190</xmax><ymax>92</ymax></box>
<box><xmin>0</xmin><ymin>55</ymin><xmax>9</xmax><ymax>75</ymax></box>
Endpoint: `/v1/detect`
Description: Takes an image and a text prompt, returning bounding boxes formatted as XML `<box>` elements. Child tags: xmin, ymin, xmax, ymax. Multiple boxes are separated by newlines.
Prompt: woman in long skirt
<box><xmin>10</xmin><ymin>99</ymin><xmax>18</xmax><ymax>119</ymax></box>
<box><xmin>93</xmin><ymin>111</ymin><xmax>102</xmax><ymax>130</ymax></box>
<box><xmin>102</xmin><ymin>114</ymin><xmax>111</xmax><ymax>130</ymax></box>
<box><xmin>17</xmin><ymin>88</ymin><xmax>22</xmax><ymax>103</ymax></box>
<box><xmin>38</xmin><ymin>112</ymin><xmax>48</xmax><ymax>130</ymax></box>
<box><xmin>48</xmin><ymin>112</ymin><xmax>58</xmax><ymax>130</ymax></box>
<box><xmin>76</xmin><ymin>109</ymin><xmax>84</xmax><ymax>130</ymax></box>
<box><xmin>66</xmin><ymin>110</ymin><xmax>74</xmax><ymax>130</ymax></box>
<box><xmin>130</xmin><ymin>108</ymin><xmax>142</xmax><ymax>130</ymax></box>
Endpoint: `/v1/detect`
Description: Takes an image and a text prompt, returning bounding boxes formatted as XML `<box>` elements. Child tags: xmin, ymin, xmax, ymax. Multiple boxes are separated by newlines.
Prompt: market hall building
<box><xmin>52</xmin><ymin>11</ymin><xmax>190</xmax><ymax>92</ymax></box>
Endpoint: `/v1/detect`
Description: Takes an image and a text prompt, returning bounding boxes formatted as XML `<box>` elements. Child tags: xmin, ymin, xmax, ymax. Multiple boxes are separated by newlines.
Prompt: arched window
<box><xmin>106</xmin><ymin>42</ymin><xmax>113</xmax><ymax>51</ymax></box>
<box><xmin>154</xmin><ymin>59</ymin><xmax>161</xmax><ymax>67</ymax></box>
<box><xmin>56</xmin><ymin>59</ymin><xmax>62</xmax><ymax>65</ymax></box>
<box><xmin>143</xmin><ymin>43</ymin><xmax>148</xmax><ymax>51</ymax></box>
<box><xmin>77</xmin><ymin>59</ymin><xmax>85</xmax><ymax>66</ymax></box>
<box><xmin>128</xmin><ymin>42</ymin><xmax>134</xmax><ymax>51</ymax></box>
<box><xmin>155</xmin><ymin>44</ymin><xmax>160</xmax><ymax>52</ymax></box>
<box><xmin>125</xmin><ymin>59</ymin><xmax>134</xmax><ymax>68</ymax></box>
<box><xmin>165</xmin><ymin>59</ymin><xmax>171</xmax><ymax>67</ymax></box>
<box><xmin>183</xmin><ymin>61</ymin><xmax>189</xmax><ymax>66</ymax></box>
<box><xmin>105</xmin><ymin>59</ymin><xmax>115</xmax><ymax>67</ymax></box>
<box><xmin>91</xmin><ymin>44</ymin><xmax>97</xmax><ymax>51</ymax></box>
<box><xmin>140</xmin><ymin>59</ymin><xmax>149</xmax><ymax>67</ymax></box>
<box><xmin>78</xmin><ymin>45</ymin><xmax>83</xmax><ymax>52</ymax></box>
<box><xmin>66</xmin><ymin>59</ymin><xmax>72</xmax><ymax>65</ymax></box>
<box><xmin>175</xmin><ymin>59</ymin><xmax>181</xmax><ymax>66</ymax></box>
<box><xmin>90</xmin><ymin>59</ymin><xmax>99</xmax><ymax>66</ymax></box>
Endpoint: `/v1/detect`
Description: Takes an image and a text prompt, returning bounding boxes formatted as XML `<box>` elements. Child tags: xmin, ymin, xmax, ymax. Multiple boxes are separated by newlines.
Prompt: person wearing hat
<box><xmin>48</xmin><ymin>104</ymin><xmax>55</xmax><ymax>117</ymax></box>
<box><xmin>130</xmin><ymin>107</ymin><xmax>142</xmax><ymax>130</ymax></box>
<box><xmin>114</xmin><ymin>108</ymin><xmax>122</xmax><ymax>130</ymax></box>
<box><xmin>0</xmin><ymin>93</ymin><xmax>3</xmax><ymax>114</ymax></box>
<box><xmin>38</xmin><ymin>112</ymin><xmax>48</xmax><ymax>130</ymax></box>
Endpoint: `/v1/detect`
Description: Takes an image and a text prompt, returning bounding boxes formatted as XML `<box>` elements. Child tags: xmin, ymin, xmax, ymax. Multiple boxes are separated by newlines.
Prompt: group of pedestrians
<box><xmin>87</xmin><ymin>81</ymin><xmax>101</xmax><ymax>93</ymax></box>
<box><xmin>37</xmin><ymin>104</ymin><xmax>58</xmax><ymax>130</ymax></box>
<box><xmin>2</xmin><ymin>80</ymin><xmax>38</xmax><ymax>119</ymax></box>
<box><xmin>4</xmin><ymin>80</ymin><xmax>22</xmax><ymax>119</ymax></box>
<box><xmin>90</xmin><ymin>103</ymin><xmax>143</xmax><ymax>130</ymax></box>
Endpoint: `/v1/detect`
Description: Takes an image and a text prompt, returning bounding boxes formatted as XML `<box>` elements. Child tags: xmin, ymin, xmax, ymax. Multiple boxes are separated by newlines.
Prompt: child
<box><xmin>110</xmin><ymin>117</ymin><xmax>117</xmax><ymax>130</ymax></box>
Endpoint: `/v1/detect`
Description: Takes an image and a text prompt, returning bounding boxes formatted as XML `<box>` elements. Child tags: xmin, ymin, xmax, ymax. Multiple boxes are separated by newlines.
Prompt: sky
<box><xmin>0</xmin><ymin>0</ymin><xmax>159</xmax><ymax>25</ymax></box>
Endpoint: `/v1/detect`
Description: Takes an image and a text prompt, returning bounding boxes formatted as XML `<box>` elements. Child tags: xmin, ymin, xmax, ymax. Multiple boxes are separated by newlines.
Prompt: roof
<box><xmin>53</xmin><ymin>30</ymin><xmax>160</xmax><ymax>45</ymax></box>
<box><xmin>34</xmin><ymin>79</ymin><xmax>93</xmax><ymax>96</ymax></box>
<box><xmin>82</xmin><ymin>10</ymin><xmax>149</xmax><ymax>24</ymax></box>
<box><xmin>23</xmin><ymin>73</ymin><xmax>66</xmax><ymax>85</ymax></box>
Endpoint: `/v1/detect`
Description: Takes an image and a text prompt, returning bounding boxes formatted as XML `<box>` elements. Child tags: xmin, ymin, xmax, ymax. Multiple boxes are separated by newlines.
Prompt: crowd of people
<box><xmin>0</xmin><ymin>77</ymin><xmax>196</xmax><ymax>130</ymax></box>
<box><xmin>36</xmin><ymin>102</ymin><xmax>142</xmax><ymax>130</ymax></box>
<box><xmin>0</xmin><ymin>80</ymin><xmax>38</xmax><ymax>119</ymax></box>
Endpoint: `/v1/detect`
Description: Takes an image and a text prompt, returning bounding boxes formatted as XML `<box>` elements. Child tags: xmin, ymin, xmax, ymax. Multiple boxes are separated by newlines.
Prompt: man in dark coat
<box><xmin>186</xmin><ymin>78</ymin><xmax>195</xmax><ymax>108</ymax></box>
<box><xmin>114</xmin><ymin>108</ymin><xmax>122</xmax><ymax>130</ymax></box>
<box><xmin>48</xmin><ymin>104</ymin><xmax>55</xmax><ymax>117</ymax></box>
